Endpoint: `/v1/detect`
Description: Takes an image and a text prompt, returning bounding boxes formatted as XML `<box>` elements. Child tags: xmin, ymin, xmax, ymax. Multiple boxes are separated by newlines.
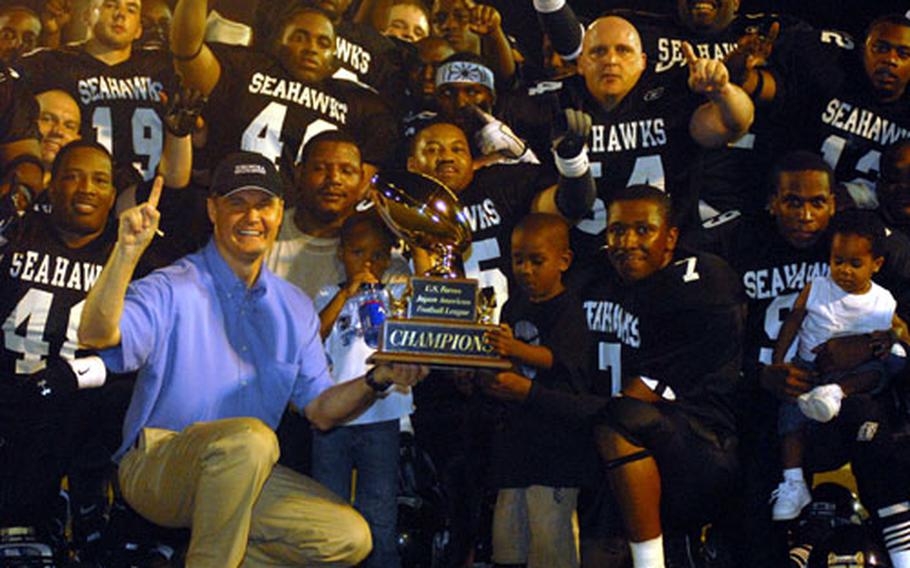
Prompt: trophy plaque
<box><xmin>368</xmin><ymin>171</ymin><xmax>510</xmax><ymax>370</ymax></box>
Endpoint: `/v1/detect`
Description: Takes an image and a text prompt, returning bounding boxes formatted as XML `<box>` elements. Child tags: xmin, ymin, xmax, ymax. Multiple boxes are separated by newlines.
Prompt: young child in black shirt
<box><xmin>484</xmin><ymin>213</ymin><xmax>594</xmax><ymax>568</ymax></box>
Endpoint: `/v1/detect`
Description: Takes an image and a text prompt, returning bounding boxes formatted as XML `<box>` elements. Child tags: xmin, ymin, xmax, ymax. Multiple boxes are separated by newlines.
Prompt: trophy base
<box><xmin>368</xmin><ymin>351</ymin><xmax>512</xmax><ymax>370</ymax></box>
<box><xmin>371</xmin><ymin>318</ymin><xmax>512</xmax><ymax>371</ymax></box>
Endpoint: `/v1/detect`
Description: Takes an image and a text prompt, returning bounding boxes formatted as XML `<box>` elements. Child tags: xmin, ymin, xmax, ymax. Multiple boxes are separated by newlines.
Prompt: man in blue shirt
<box><xmin>78</xmin><ymin>152</ymin><xmax>425</xmax><ymax>567</ymax></box>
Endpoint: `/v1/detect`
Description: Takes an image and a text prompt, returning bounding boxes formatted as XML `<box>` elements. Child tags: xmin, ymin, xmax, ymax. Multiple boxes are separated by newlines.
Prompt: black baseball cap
<box><xmin>210</xmin><ymin>152</ymin><xmax>284</xmax><ymax>199</ymax></box>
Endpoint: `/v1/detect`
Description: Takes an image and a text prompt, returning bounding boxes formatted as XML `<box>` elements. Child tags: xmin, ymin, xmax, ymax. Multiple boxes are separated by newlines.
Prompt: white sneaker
<box><xmin>770</xmin><ymin>479</ymin><xmax>812</xmax><ymax>521</ymax></box>
<box><xmin>798</xmin><ymin>384</ymin><xmax>845</xmax><ymax>423</ymax></box>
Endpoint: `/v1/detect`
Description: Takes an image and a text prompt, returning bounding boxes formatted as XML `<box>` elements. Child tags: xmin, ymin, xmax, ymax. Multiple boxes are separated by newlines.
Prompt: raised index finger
<box><xmin>147</xmin><ymin>175</ymin><xmax>164</xmax><ymax>209</ymax></box>
<box><xmin>681</xmin><ymin>41</ymin><xmax>698</xmax><ymax>66</ymax></box>
<box><xmin>765</xmin><ymin>21</ymin><xmax>781</xmax><ymax>43</ymax></box>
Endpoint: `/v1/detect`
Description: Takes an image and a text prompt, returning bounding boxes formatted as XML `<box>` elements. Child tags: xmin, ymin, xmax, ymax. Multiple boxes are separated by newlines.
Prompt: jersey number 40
<box><xmin>2</xmin><ymin>289</ymin><xmax>82</xmax><ymax>374</ymax></box>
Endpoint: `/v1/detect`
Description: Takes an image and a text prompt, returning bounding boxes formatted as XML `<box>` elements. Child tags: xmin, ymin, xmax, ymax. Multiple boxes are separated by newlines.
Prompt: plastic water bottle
<box><xmin>357</xmin><ymin>283</ymin><xmax>387</xmax><ymax>348</ymax></box>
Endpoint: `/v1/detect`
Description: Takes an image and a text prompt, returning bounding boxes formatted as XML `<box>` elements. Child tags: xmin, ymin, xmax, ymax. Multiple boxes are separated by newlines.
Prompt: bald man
<box><xmin>513</xmin><ymin>15</ymin><xmax>753</xmax><ymax>274</ymax></box>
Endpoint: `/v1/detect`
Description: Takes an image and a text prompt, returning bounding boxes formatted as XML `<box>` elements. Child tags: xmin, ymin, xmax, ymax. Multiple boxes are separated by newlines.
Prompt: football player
<box><xmin>747</xmin><ymin>14</ymin><xmax>910</xmax><ymax>210</ymax></box>
<box><xmin>482</xmin><ymin>185</ymin><xmax>746</xmax><ymax>568</ymax></box>
<box><xmin>407</xmin><ymin>117</ymin><xmax>594</xmax><ymax>321</ymax></box>
<box><xmin>514</xmin><ymin>15</ymin><xmax>753</xmax><ymax>270</ymax></box>
<box><xmin>0</xmin><ymin>141</ymin><xmax>137</xmax><ymax>560</ymax></box>
<box><xmin>172</xmin><ymin>0</ymin><xmax>399</xmax><ymax>180</ymax></box>
<box><xmin>16</xmin><ymin>0</ymin><xmax>177</xmax><ymax>183</ymax></box>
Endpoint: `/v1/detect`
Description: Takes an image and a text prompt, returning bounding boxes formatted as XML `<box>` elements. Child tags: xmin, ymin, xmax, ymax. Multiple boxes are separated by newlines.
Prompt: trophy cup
<box><xmin>367</xmin><ymin>171</ymin><xmax>510</xmax><ymax>370</ymax></box>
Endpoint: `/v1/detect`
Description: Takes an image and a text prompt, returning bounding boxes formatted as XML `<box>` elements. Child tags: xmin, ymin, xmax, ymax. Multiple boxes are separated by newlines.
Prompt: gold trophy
<box><xmin>368</xmin><ymin>171</ymin><xmax>510</xmax><ymax>370</ymax></box>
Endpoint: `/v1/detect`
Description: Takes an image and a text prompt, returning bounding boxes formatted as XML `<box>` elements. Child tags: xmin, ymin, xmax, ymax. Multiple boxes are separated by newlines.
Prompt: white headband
<box><xmin>435</xmin><ymin>61</ymin><xmax>495</xmax><ymax>92</ymax></box>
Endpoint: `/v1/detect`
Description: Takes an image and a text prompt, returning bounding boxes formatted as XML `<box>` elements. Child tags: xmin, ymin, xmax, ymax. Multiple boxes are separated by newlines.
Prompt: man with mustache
<box><xmin>266</xmin><ymin>130</ymin><xmax>408</xmax><ymax>300</ymax></box>
<box><xmin>702</xmin><ymin>150</ymin><xmax>910</xmax><ymax>568</ymax></box>
<box><xmin>136</xmin><ymin>0</ymin><xmax>171</xmax><ymax>50</ymax></box>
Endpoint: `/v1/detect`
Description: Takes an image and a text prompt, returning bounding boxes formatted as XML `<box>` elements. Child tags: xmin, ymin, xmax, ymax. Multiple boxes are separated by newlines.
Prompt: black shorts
<box><xmin>595</xmin><ymin>397</ymin><xmax>740</xmax><ymax>530</ymax></box>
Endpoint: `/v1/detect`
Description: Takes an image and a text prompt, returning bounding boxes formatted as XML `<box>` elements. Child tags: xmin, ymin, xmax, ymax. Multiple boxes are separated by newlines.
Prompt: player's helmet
<box><xmin>808</xmin><ymin>524</ymin><xmax>891</xmax><ymax>567</ymax></box>
<box><xmin>807</xmin><ymin>483</ymin><xmax>867</xmax><ymax>526</ymax></box>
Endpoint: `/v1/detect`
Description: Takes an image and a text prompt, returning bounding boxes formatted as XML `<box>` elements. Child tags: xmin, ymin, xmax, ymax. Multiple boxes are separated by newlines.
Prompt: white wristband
<box><xmin>553</xmin><ymin>146</ymin><xmax>589</xmax><ymax>178</ymax></box>
<box><xmin>533</xmin><ymin>0</ymin><xmax>566</xmax><ymax>13</ymax></box>
<box><xmin>68</xmin><ymin>355</ymin><xmax>107</xmax><ymax>389</ymax></box>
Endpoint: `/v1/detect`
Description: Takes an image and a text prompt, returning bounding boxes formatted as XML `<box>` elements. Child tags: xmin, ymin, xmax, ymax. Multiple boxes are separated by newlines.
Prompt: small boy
<box><xmin>311</xmin><ymin>212</ymin><xmax>413</xmax><ymax>568</ymax></box>
<box><xmin>484</xmin><ymin>213</ymin><xmax>595</xmax><ymax>568</ymax></box>
<box><xmin>770</xmin><ymin>211</ymin><xmax>908</xmax><ymax>521</ymax></box>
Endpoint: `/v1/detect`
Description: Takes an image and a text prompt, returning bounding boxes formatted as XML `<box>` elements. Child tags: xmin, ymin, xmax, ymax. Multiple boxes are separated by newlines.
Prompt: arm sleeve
<box><xmin>534</xmin><ymin>0</ymin><xmax>584</xmax><ymax>61</ymax></box>
<box><xmin>99</xmin><ymin>272</ymin><xmax>173</xmax><ymax>373</ymax></box>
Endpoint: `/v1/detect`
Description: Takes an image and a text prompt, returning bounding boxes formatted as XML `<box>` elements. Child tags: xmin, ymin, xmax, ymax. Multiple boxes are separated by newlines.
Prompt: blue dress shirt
<box><xmin>103</xmin><ymin>239</ymin><xmax>334</xmax><ymax>460</ymax></box>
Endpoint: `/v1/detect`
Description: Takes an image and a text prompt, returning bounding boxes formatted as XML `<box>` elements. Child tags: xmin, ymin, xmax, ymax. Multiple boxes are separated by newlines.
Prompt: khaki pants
<box><xmin>492</xmin><ymin>485</ymin><xmax>580</xmax><ymax>568</ymax></box>
<box><xmin>118</xmin><ymin>417</ymin><xmax>372</xmax><ymax>567</ymax></box>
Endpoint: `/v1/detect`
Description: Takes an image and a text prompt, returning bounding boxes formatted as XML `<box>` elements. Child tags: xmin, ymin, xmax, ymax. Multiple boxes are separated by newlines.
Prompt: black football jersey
<box><xmin>15</xmin><ymin>45</ymin><xmax>177</xmax><ymax>181</ymax></box>
<box><xmin>0</xmin><ymin>67</ymin><xmax>38</xmax><ymax>145</ymax></box>
<box><xmin>203</xmin><ymin>44</ymin><xmax>400</xmax><ymax>173</ymax></box>
<box><xmin>772</xmin><ymin>28</ymin><xmax>910</xmax><ymax>198</ymax></box>
<box><xmin>458</xmin><ymin>164</ymin><xmax>555</xmax><ymax>322</ymax></box>
<box><xmin>580</xmin><ymin>248</ymin><xmax>745</xmax><ymax>434</ymax></box>
<box><xmin>623</xmin><ymin>10</ymin><xmax>813</xmax><ymax>215</ymax></box>
<box><xmin>537</xmin><ymin>6</ymin><xmax>811</xmax><ymax>215</ymax></box>
<box><xmin>516</xmin><ymin>72</ymin><xmax>702</xmax><ymax>260</ymax></box>
<box><xmin>714</xmin><ymin>214</ymin><xmax>830</xmax><ymax>380</ymax></box>
<box><xmin>333</xmin><ymin>21</ymin><xmax>409</xmax><ymax>102</ymax></box>
<box><xmin>0</xmin><ymin>212</ymin><xmax>114</xmax><ymax>379</ymax></box>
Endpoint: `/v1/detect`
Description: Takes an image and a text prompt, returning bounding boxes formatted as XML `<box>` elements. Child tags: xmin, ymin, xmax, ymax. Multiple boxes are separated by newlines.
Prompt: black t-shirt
<box><xmin>204</xmin><ymin>43</ymin><xmax>400</xmax><ymax>173</ymax></box>
<box><xmin>490</xmin><ymin>289</ymin><xmax>597</xmax><ymax>488</ymax></box>
<box><xmin>772</xmin><ymin>28</ymin><xmax>910</xmax><ymax>198</ymax></box>
<box><xmin>458</xmin><ymin>164</ymin><xmax>555</xmax><ymax>320</ymax></box>
<box><xmin>0</xmin><ymin>67</ymin><xmax>38</xmax><ymax>146</ymax></box>
<box><xmin>0</xmin><ymin>211</ymin><xmax>114</xmax><ymax>380</ymax></box>
<box><xmin>516</xmin><ymin>73</ymin><xmax>702</xmax><ymax>261</ymax></box>
<box><xmin>16</xmin><ymin>45</ymin><xmax>177</xmax><ymax>181</ymax></box>
<box><xmin>580</xmin><ymin>249</ymin><xmax>746</xmax><ymax>435</ymax></box>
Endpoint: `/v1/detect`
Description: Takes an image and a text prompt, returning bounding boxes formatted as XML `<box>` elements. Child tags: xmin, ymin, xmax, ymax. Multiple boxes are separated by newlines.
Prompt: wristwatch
<box><xmin>365</xmin><ymin>368</ymin><xmax>392</xmax><ymax>393</ymax></box>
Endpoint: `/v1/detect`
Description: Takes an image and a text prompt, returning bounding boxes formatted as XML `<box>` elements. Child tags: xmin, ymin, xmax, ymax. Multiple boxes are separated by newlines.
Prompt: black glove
<box><xmin>553</xmin><ymin>108</ymin><xmax>592</xmax><ymax>160</ymax></box>
<box><xmin>162</xmin><ymin>86</ymin><xmax>207</xmax><ymax>137</ymax></box>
